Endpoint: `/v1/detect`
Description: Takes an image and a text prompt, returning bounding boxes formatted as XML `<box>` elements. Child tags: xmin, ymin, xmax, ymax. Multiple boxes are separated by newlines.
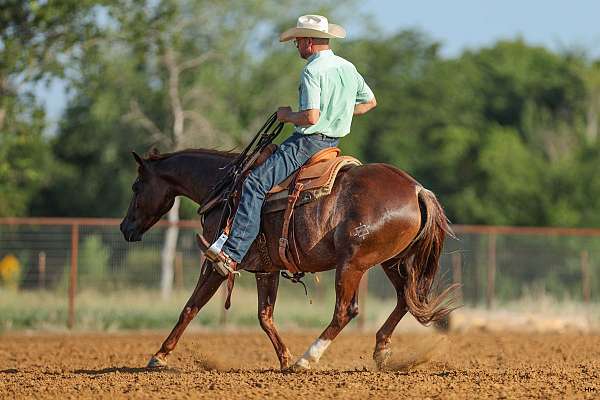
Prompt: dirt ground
<box><xmin>1</xmin><ymin>330</ymin><xmax>599</xmax><ymax>399</ymax></box>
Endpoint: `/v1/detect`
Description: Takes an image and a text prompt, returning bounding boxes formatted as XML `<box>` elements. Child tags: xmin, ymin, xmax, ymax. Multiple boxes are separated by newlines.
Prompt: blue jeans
<box><xmin>222</xmin><ymin>132</ymin><xmax>340</xmax><ymax>262</ymax></box>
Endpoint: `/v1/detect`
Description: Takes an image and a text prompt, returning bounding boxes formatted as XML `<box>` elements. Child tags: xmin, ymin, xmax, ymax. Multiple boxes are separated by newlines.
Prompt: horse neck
<box><xmin>152</xmin><ymin>151</ymin><xmax>236</xmax><ymax>204</ymax></box>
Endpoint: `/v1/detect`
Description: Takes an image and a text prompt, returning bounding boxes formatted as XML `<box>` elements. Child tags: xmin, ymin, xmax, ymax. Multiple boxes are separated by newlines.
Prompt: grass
<box><xmin>2</xmin><ymin>282</ymin><xmax>599</xmax><ymax>332</ymax></box>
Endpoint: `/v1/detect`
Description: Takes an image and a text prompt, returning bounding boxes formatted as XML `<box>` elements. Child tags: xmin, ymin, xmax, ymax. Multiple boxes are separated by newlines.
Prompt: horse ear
<box><xmin>132</xmin><ymin>151</ymin><xmax>145</xmax><ymax>167</ymax></box>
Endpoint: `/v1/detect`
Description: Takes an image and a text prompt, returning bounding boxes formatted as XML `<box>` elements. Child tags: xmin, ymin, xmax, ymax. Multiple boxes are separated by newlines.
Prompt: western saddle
<box><xmin>257</xmin><ymin>145</ymin><xmax>361</xmax><ymax>273</ymax></box>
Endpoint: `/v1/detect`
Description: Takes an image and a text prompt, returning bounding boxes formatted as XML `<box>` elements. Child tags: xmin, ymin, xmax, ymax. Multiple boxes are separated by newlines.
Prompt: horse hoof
<box><xmin>289</xmin><ymin>358</ymin><xmax>310</xmax><ymax>372</ymax></box>
<box><xmin>279</xmin><ymin>352</ymin><xmax>295</xmax><ymax>371</ymax></box>
<box><xmin>280</xmin><ymin>362</ymin><xmax>292</xmax><ymax>371</ymax></box>
<box><xmin>147</xmin><ymin>355</ymin><xmax>168</xmax><ymax>368</ymax></box>
<box><xmin>373</xmin><ymin>348</ymin><xmax>391</xmax><ymax>370</ymax></box>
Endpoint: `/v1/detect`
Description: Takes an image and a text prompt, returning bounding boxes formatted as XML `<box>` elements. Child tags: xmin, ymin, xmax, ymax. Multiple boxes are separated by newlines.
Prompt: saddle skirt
<box><xmin>262</xmin><ymin>145</ymin><xmax>361</xmax><ymax>214</ymax></box>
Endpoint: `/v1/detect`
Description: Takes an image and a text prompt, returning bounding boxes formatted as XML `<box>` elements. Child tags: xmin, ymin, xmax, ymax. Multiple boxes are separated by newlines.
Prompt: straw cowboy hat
<box><xmin>279</xmin><ymin>15</ymin><xmax>346</xmax><ymax>42</ymax></box>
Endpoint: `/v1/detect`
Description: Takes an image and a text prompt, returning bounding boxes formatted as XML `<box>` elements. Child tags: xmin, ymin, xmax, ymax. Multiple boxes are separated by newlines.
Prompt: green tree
<box><xmin>0</xmin><ymin>0</ymin><xmax>104</xmax><ymax>216</ymax></box>
<box><xmin>345</xmin><ymin>37</ymin><xmax>591</xmax><ymax>226</ymax></box>
<box><xmin>0</xmin><ymin>100</ymin><xmax>50</xmax><ymax>216</ymax></box>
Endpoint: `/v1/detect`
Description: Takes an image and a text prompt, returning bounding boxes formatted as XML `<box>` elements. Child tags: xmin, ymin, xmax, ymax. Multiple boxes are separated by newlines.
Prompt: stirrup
<box><xmin>211</xmin><ymin>250</ymin><xmax>241</xmax><ymax>278</ymax></box>
<box><xmin>214</xmin><ymin>257</ymin><xmax>240</xmax><ymax>277</ymax></box>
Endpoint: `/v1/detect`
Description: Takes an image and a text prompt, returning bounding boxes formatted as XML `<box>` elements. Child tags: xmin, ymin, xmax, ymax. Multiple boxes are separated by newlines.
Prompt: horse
<box><xmin>119</xmin><ymin>147</ymin><xmax>456</xmax><ymax>371</ymax></box>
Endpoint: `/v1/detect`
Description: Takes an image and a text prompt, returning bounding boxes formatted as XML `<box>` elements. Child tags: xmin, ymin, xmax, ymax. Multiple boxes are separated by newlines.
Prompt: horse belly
<box><xmin>260</xmin><ymin>190</ymin><xmax>339</xmax><ymax>273</ymax></box>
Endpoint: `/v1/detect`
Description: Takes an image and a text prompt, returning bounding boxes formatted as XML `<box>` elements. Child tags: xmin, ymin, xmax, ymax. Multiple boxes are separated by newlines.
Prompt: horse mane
<box><xmin>144</xmin><ymin>147</ymin><xmax>239</xmax><ymax>161</ymax></box>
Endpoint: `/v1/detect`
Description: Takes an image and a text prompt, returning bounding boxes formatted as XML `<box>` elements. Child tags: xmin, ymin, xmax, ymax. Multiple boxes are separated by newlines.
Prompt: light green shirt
<box><xmin>295</xmin><ymin>49</ymin><xmax>374</xmax><ymax>138</ymax></box>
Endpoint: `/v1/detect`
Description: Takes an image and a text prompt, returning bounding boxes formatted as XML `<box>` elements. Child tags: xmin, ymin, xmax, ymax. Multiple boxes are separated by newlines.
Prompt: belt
<box><xmin>313</xmin><ymin>133</ymin><xmax>335</xmax><ymax>140</ymax></box>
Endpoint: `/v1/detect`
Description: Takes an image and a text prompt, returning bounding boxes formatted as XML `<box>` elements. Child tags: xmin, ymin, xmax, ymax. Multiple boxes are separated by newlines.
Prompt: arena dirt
<box><xmin>1</xmin><ymin>331</ymin><xmax>599</xmax><ymax>399</ymax></box>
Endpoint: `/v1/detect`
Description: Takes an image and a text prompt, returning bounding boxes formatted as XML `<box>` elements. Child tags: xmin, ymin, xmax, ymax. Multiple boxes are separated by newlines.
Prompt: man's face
<box><xmin>294</xmin><ymin>37</ymin><xmax>312</xmax><ymax>59</ymax></box>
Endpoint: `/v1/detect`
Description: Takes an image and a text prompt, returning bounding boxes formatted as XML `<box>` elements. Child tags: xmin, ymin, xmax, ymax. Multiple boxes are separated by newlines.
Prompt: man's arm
<box><xmin>278</xmin><ymin>68</ymin><xmax>321</xmax><ymax>125</ymax></box>
<box><xmin>354</xmin><ymin>96</ymin><xmax>377</xmax><ymax>115</ymax></box>
<box><xmin>277</xmin><ymin>107</ymin><xmax>320</xmax><ymax>125</ymax></box>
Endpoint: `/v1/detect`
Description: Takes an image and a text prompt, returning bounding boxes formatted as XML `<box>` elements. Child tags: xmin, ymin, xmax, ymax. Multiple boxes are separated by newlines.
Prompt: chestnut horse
<box><xmin>120</xmin><ymin>148</ymin><xmax>455</xmax><ymax>371</ymax></box>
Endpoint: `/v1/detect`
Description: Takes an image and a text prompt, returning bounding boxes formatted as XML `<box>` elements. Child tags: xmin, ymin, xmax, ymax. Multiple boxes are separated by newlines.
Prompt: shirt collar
<box><xmin>307</xmin><ymin>49</ymin><xmax>334</xmax><ymax>64</ymax></box>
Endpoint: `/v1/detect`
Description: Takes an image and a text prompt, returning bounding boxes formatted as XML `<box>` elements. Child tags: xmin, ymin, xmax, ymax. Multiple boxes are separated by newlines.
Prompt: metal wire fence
<box><xmin>1</xmin><ymin>218</ymin><xmax>599</xmax><ymax>330</ymax></box>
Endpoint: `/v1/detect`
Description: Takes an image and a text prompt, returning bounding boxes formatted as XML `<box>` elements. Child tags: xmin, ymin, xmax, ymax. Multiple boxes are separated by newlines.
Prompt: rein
<box><xmin>197</xmin><ymin>112</ymin><xmax>284</xmax><ymax>219</ymax></box>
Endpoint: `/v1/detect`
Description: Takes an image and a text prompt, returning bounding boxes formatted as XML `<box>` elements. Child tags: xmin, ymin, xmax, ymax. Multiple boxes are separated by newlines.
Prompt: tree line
<box><xmin>2</xmin><ymin>0</ymin><xmax>600</xmax><ymax>228</ymax></box>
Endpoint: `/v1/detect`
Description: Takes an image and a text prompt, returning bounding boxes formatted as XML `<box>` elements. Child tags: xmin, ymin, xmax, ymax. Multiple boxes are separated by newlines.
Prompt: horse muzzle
<box><xmin>120</xmin><ymin>220</ymin><xmax>143</xmax><ymax>242</ymax></box>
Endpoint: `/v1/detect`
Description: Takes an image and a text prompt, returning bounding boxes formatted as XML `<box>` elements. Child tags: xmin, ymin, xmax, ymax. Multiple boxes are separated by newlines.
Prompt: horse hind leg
<box><xmin>291</xmin><ymin>262</ymin><xmax>364</xmax><ymax>370</ymax></box>
<box><xmin>373</xmin><ymin>260</ymin><xmax>408</xmax><ymax>370</ymax></box>
<box><xmin>255</xmin><ymin>272</ymin><xmax>293</xmax><ymax>370</ymax></box>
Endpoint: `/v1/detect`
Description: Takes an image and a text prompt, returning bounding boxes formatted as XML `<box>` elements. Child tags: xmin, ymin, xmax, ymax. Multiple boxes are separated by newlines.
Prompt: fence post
<box><xmin>581</xmin><ymin>250</ymin><xmax>591</xmax><ymax>304</ymax></box>
<box><xmin>452</xmin><ymin>252</ymin><xmax>463</xmax><ymax>304</ymax></box>
<box><xmin>68</xmin><ymin>223</ymin><xmax>79</xmax><ymax>329</ymax></box>
<box><xmin>175</xmin><ymin>252</ymin><xmax>184</xmax><ymax>290</ymax></box>
<box><xmin>357</xmin><ymin>270</ymin><xmax>369</xmax><ymax>330</ymax></box>
<box><xmin>486</xmin><ymin>233</ymin><xmax>496</xmax><ymax>309</ymax></box>
<box><xmin>38</xmin><ymin>251</ymin><xmax>46</xmax><ymax>289</ymax></box>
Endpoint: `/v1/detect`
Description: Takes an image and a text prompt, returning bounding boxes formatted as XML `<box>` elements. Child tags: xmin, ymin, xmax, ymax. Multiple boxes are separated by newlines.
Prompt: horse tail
<box><xmin>402</xmin><ymin>187</ymin><xmax>458</xmax><ymax>325</ymax></box>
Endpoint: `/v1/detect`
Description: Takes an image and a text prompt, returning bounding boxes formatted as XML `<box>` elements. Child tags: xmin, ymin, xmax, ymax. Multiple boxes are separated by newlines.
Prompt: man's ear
<box><xmin>132</xmin><ymin>151</ymin><xmax>145</xmax><ymax>167</ymax></box>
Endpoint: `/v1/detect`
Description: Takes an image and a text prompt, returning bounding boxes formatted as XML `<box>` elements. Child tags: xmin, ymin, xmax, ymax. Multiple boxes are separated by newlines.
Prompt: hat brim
<box><xmin>279</xmin><ymin>24</ymin><xmax>346</xmax><ymax>42</ymax></box>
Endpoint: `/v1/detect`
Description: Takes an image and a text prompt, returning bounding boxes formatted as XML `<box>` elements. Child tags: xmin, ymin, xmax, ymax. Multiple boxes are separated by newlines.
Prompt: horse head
<box><xmin>120</xmin><ymin>151</ymin><xmax>176</xmax><ymax>241</ymax></box>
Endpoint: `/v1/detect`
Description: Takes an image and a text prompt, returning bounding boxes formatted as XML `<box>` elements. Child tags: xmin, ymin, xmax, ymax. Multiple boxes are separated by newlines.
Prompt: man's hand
<box><xmin>277</xmin><ymin>106</ymin><xmax>293</xmax><ymax>122</ymax></box>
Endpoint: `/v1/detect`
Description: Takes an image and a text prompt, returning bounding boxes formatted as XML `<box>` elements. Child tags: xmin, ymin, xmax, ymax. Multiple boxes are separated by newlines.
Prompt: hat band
<box><xmin>296</xmin><ymin>23</ymin><xmax>328</xmax><ymax>33</ymax></box>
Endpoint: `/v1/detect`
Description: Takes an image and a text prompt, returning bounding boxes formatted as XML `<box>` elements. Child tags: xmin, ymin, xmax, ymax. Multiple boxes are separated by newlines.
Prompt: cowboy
<box><xmin>208</xmin><ymin>14</ymin><xmax>377</xmax><ymax>270</ymax></box>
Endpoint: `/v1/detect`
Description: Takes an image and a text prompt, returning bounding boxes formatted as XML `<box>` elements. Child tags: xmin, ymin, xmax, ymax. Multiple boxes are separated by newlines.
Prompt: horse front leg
<box><xmin>147</xmin><ymin>265</ymin><xmax>226</xmax><ymax>368</ymax></box>
<box><xmin>256</xmin><ymin>272</ymin><xmax>293</xmax><ymax>370</ymax></box>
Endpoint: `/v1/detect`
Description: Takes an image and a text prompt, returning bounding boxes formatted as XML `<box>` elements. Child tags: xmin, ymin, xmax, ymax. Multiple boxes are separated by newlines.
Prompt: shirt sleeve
<box><xmin>299</xmin><ymin>69</ymin><xmax>321</xmax><ymax>110</ymax></box>
<box><xmin>355</xmin><ymin>70</ymin><xmax>374</xmax><ymax>103</ymax></box>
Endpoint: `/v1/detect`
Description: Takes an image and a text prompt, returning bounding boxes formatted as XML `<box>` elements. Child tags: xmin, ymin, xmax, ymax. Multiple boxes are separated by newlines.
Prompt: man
<box><xmin>207</xmin><ymin>14</ymin><xmax>377</xmax><ymax>271</ymax></box>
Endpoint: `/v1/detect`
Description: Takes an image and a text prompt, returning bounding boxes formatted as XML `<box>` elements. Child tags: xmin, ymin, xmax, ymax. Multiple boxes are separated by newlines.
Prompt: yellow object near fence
<box><xmin>0</xmin><ymin>254</ymin><xmax>21</xmax><ymax>289</ymax></box>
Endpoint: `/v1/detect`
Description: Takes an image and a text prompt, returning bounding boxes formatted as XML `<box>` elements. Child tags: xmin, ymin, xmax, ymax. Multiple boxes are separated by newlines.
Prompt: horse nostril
<box><xmin>120</xmin><ymin>216</ymin><xmax>136</xmax><ymax>231</ymax></box>
<box><xmin>120</xmin><ymin>220</ymin><xmax>134</xmax><ymax>238</ymax></box>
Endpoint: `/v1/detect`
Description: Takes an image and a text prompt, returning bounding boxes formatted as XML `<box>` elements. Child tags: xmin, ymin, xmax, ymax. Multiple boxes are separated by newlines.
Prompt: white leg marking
<box><xmin>296</xmin><ymin>338</ymin><xmax>331</xmax><ymax>368</ymax></box>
